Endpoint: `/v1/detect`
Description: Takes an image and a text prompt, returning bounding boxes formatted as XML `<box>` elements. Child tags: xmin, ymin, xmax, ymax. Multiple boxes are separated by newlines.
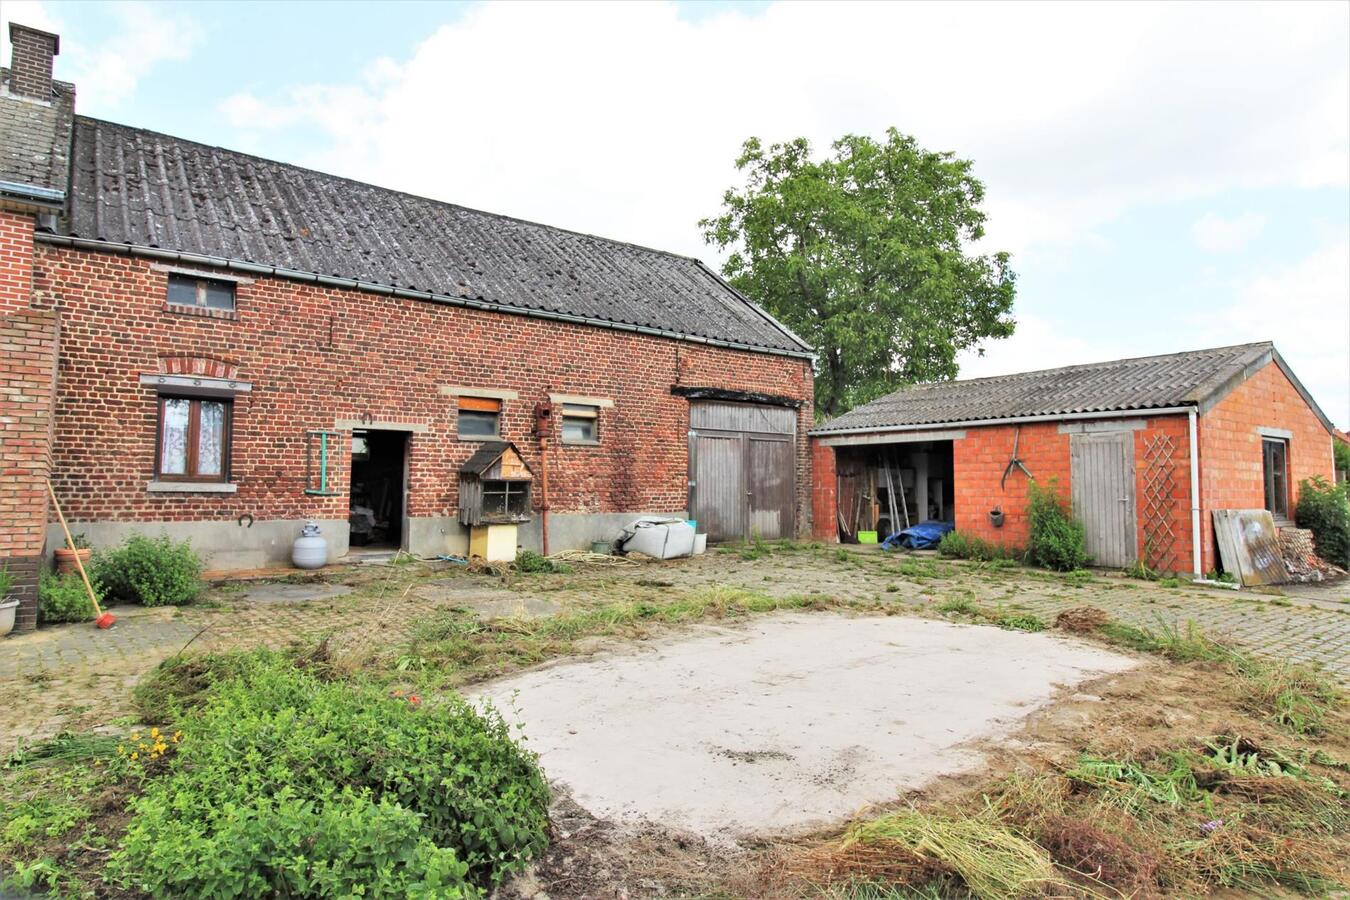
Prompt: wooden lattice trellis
<box><xmin>1141</xmin><ymin>432</ymin><xmax>1180</xmax><ymax>573</ymax></box>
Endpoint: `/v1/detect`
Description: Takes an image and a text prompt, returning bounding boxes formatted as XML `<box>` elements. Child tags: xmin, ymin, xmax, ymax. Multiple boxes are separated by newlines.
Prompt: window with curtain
<box><xmin>157</xmin><ymin>396</ymin><xmax>231</xmax><ymax>481</ymax></box>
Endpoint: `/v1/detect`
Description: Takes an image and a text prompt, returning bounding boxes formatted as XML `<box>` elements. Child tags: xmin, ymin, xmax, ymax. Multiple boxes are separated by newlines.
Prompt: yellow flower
<box><xmin>150</xmin><ymin>727</ymin><xmax>161</xmax><ymax>739</ymax></box>
<box><xmin>131</xmin><ymin>732</ymin><xmax>141</xmax><ymax>742</ymax></box>
<box><xmin>116</xmin><ymin>745</ymin><xmax>125</xmax><ymax>756</ymax></box>
<box><xmin>154</xmin><ymin>743</ymin><xmax>168</xmax><ymax>754</ymax></box>
<box><xmin>172</xmin><ymin>731</ymin><xmax>182</xmax><ymax>743</ymax></box>
<box><xmin>129</xmin><ymin>752</ymin><xmax>139</xmax><ymax>761</ymax></box>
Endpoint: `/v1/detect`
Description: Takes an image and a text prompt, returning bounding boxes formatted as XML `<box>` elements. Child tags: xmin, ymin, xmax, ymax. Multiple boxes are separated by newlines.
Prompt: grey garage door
<box><xmin>689</xmin><ymin>401</ymin><xmax>796</xmax><ymax>543</ymax></box>
<box><xmin>1070</xmin><ymin>432</ymin><xmax>1138</xmax><ymax>568</ymax></box>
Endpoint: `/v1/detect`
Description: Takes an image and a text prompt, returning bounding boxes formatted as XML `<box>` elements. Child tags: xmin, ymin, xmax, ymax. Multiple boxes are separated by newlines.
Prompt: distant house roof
<box><xmin>812</xmin><ymin>342</ymin><xmax>1335</xmax><ymax>435</ymax></box>
<box><xmin>57</xmin><ymin>117</ymin><xmax>810</xmax><ymax>357</ymax></box>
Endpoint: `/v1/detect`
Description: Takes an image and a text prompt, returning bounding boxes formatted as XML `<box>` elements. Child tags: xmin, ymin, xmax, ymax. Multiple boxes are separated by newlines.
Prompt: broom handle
<box><xmin>46</xmin><ymin>480</ymin><xmax>105</xmax><ymax>617</ymax></box>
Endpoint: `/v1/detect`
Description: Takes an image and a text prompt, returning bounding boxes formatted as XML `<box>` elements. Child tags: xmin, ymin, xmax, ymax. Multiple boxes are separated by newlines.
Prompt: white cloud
<box><xmin>1191</xmin><ymin>212</ymin><xmax>1268</xmax><ymax>253</ymax></box>
<box><xmin>1</xmin><ymin>0</ymin><xmax>200</xmax><ymax>110</ymax></box>
<box><xmin>1198</xmin><ymin>237</ymin><xmax>1350</xmax><ymax>429</ymax></box>
<box><xmin>958</xmin><ymin>238</ymin><xmax>1350</xmax><ymax>429</ymax></box>
<box><xmin>955</xmin><ymin>313</ymin><xmax>1126</xmax><ymax>381</ymax></box>
<box><xmin>213</xmin><ymin>1</ymin><xmax>1348</xmax><ymax>262</ymax></box>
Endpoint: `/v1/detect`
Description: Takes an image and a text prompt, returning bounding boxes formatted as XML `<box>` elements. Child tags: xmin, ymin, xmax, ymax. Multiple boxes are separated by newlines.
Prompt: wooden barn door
<box><xmin>1070</xmin><ymin>432</ymin><xmax>1137</xmax><ymax>568</ymax></box>
<box><xmin>689</xmin><ymin>401</ymin><xmax>796</xmax><ymax>542</ymax></box>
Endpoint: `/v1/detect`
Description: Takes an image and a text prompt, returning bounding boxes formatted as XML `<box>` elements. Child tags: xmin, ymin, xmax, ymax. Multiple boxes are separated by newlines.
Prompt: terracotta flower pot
<box><xmin>54</xmin><ymin>547</ymin><xmax>92</xmax><ymax>576</ymax></box>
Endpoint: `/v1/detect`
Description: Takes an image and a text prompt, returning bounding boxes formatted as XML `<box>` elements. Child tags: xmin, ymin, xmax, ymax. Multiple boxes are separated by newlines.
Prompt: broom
<box><xmin>46</xmin><ymin>480</ymin><xmax>116</xmax><ymax>629</ymax></box>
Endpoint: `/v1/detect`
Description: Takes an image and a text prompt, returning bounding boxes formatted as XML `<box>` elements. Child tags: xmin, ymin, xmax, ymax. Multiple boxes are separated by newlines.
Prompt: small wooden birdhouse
<box><xmin>458</xmin><ymin>441</ymin><xmax>534</xmax><ymax>527</ymax></box>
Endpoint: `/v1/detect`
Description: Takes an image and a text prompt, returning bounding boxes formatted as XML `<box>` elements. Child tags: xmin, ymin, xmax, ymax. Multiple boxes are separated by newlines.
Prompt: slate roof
<box><xmin>61</xmin><ymin>117</ymin><xmax>809</xmax><ymax>355</ymax></box>
<box><xmin>0</xmin><ymin>72</ymin><xmax>74</xmax><ymax>196</ymax></box>
<box><xmin>812</xmin><ymin>342</ymin><xmax>1333</xmax><ymax>434</ymax></box>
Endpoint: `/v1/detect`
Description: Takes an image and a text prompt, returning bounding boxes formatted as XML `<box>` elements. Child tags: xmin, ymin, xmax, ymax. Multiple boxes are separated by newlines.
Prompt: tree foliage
<box><xmin>702</xmin><ymin>129</ymin><xmax>1017</xmax><ymax>418</ymax></box>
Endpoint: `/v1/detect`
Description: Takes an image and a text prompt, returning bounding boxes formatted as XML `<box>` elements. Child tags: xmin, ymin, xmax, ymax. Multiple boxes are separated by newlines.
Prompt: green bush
<box><xmin>1026</xmin><ymin>480</ymin><xmax>1088</xmax><ymax>572</ymax></box>
<box><xmin>1334</xmin><ymin>439</ymin><xmax>1350</xmax><ymax>478</ymax></box>
<box><xmin>512</xmin><ymin>549</ymin><xmax>570</xmax><ymax>574</ymax></box>
<box><xmin>0</xmin><ymin>566</ymin><xmax>12</xmax><ymax>601</ymax></box>
<box><xmin>937</xmin><ymin>530</ymin><xmax>1019</xmax><ymax>562</ymax></box>
<box><xmin>37</xmin><ymin>571</ymin><xmax>97</xmax><ymax>624</ymax></box>
<box><xmin>111</xmin><ymin>653</ymin><xmax>549</xmax><ymax>898</ymax></box>
<box><xmin>1294</xmin><ymin>476</ymin><xmax>1350</xmax><ymax>568</ymax></box>
<box><xmin>90</xmin><ymin>535</ymin><xmax>202</xmax><ymax>606</ymax></box>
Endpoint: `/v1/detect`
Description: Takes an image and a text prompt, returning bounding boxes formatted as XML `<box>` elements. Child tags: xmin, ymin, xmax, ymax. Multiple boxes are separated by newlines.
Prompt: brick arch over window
<box><xmin>157</xmin><ymin>355</ymin><xmax>240</xmax><ymax>380</ymax></box>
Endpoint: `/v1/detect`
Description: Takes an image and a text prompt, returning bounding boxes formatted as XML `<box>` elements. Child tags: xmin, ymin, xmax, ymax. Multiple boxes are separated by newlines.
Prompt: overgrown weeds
<box><xmin>1091</xmin><ymin>618</ymin><xmax>1341</xmax><ymax>736</ymax></box>
<box><xmin>937</xmin><ymin>531</ymin><xmax>1020</xmax><ymax>563</ymax></box>
<box><xmin>387</xmin><ymin>586</ymin><xmax>835</xmax><ymax>685</ymax></box>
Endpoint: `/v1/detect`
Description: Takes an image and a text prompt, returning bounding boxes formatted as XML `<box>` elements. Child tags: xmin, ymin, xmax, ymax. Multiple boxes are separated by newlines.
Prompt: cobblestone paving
<box><xmin>2</xmin><ymin>549</ymin><xmax>1347</xmax><ymax>740</ymax></box>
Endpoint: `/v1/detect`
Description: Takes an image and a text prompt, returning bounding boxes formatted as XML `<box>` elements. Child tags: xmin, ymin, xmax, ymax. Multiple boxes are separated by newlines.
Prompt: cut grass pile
<box><xmin>792</xmin><ymin>740</ymin><xmax>1349</xmax><ymax>898</ymax></box>
<box><xmin>785</xmin><ymin>610</ymin><xmax>1349</xmax><ymax>899</ymax></box>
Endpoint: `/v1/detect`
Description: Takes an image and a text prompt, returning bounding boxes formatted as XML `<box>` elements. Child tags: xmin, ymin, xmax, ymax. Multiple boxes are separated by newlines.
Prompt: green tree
<box><xmin>702</xmin><ymin>129</ymin><xmax>1016</xmax><ymax>418</ymax></box>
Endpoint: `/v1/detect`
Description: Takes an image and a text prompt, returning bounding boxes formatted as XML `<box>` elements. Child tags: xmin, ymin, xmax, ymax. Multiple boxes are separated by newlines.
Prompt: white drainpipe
<box><xmin>1188</xmin><ymin>408</ymin><xmax>1202</xmax><ymax>577</ymax></box>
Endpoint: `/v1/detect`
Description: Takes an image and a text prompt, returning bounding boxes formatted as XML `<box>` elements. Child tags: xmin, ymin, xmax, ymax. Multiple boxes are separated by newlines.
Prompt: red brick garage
<box><xmin>811</xmin><ymin>343</ymin><xmax>1337</xmax><ymax>576</ymax></box>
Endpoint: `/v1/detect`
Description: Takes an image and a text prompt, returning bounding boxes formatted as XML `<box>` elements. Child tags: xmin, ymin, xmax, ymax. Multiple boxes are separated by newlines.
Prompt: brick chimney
<box><xmin>6</xmin><ymin>23</ymin><xmax>60</xmax><ymax>102</ymax></box>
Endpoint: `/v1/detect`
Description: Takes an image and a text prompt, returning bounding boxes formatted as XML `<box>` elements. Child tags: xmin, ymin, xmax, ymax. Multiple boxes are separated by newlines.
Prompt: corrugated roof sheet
<box><xmin>64</xmin><ymin>116</ymin><xmax>809</xmax><ymax>355</ymax></box>
<box><xmin>813</xmin><ymin>342</ymin><xmax>1278</xmax><ymax>433</ymax></box>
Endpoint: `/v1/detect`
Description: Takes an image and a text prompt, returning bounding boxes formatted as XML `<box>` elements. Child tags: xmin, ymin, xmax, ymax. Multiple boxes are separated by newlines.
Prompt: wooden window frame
<box><xmin>155</xmin><ymin>395</ymin><xmax>233</xmax><ymax>483</ymax></box>
<box><xmin>166</xmin><ymin>273</ymin><xmax>236</xmax><ymax>312</ymax></box>
<box><xmin>457</xmin><ymin>396</ymin><xmax>502</xmax><ymax>440</ymax></box>
<box><xmin>560</xmin><ymin>403</ymin><xmax>600</xmax><ymax>446</ymax></box>
<box><xmin>1262</xmin><ymin>437</ymin><xmax>1290</xmax><ymax>521</ymax></box>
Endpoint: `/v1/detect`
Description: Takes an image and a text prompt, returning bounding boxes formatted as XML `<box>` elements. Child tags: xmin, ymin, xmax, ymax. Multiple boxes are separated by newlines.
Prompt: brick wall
<box><xmin>34</xmin><ymin>245</ymin><xmax>814</xmax><ymax>539</ymax></box>
<box><xmin>5</xmin><ymin>25</ymin><xmax>58</xmax><ymax>101</ymax></box>
<box><xmin>953</xmin><ymin>416</ymin><xmax>1194</xmax><ymax>569</ymax></box>
<box><xmin>0</xmin><ymin>299</ymin><xmax>59</xmax><ymax>631</ymax></box>
<box><xmin>0</xmin><ymin>211</ymin><xmax>35</xmax><ymax>315</ymax></box>
<box><xmin>1198</xmin><ymin>360</ymin><xmax>1333</xmax><ymax>572</ymax></box>
<box><xmin>953</xmin><ymin>421</ymin><xmax>1072</xmax><ymax>552</ymax></box>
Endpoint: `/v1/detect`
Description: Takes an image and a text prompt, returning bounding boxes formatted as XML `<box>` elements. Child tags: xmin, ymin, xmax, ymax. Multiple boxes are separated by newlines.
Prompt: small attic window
<box><xmin>167</xmin><ymin>273</ymin><xmax>235</xmax><ymax>312</ymax></box>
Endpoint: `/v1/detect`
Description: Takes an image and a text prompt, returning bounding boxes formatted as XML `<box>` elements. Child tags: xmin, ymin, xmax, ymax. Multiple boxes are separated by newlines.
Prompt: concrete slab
<box><xmin>416</xmin><ymin>579</ymin><xmax>562</xmax><ymax>620</ymax></box>
<box><xmin>474</xmin><ymin>613</ymin><xmax>1136</xmax><ymax>841</ymax></box>
<box><xmin>239</xmin><ymin>583</ymin><xmax>354</xmax><ymax>604</ymax></box>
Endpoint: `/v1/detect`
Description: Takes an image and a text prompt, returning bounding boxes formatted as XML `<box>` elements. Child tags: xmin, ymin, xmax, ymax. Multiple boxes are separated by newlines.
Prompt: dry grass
<box><xmin>1054</xmin><ymin>606</ymin><xmax>1111</xmax><ymax>633</ymax></box>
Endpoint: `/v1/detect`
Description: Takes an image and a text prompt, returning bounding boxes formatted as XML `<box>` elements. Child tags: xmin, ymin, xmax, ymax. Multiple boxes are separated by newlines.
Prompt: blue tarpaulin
<box><xmin>882</xmin><ymin>520</ymin><xmax>955</xmax><ymax>551</ymax></box>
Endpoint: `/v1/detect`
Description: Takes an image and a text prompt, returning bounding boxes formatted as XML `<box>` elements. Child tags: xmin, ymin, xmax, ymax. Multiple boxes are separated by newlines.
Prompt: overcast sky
<box><xmin>7</xmin><ymin>0</ymin><xmax>1348</xmax><ymax>427</ymax></box>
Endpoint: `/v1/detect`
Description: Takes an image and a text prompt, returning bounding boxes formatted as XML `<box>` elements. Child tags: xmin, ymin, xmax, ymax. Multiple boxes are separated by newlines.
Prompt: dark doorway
<box><xmin>834</xmin><ymin>440</ymin><xmax>955</xmax><ymax>542</ymax></box>
<box><xmin>349</xmin><ymin>429</ymin><xmax>407</xmax><ymax>549</ymax></box>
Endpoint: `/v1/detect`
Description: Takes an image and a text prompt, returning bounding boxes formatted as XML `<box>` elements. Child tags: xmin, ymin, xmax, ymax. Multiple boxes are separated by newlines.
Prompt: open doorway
<box><xmin>834</xmin><ymin>440</ymin><xmax>955</xmax><ymax>542</ymax></box>
<box><xmin>349</xmin><ymin>429</ymin><xmax>407</xmax><ymax>551</ymax></box>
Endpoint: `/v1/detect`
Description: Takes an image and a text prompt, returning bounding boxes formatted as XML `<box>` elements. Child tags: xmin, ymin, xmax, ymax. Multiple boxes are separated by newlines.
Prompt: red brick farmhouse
<box><xmin>811</xmin><ymin>343</ymin><xmax>1338</xmax><ymax>576</ymax></box>
<box><xmin>0</xmin><ymin>25</ymin><xmax>814</xmax><ymax>631</ymax></box>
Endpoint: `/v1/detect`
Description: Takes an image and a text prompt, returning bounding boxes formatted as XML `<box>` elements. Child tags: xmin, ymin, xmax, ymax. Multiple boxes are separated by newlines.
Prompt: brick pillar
<box><xmin>811</xmin><ymin>439</ymin><xmax>838</xmax><ymax>542</ymax></box>
<box><xmin>6</xmin><ymin>23</ymin><xmax>60</xmax><ymax>102</ymax></box>
<box><xmin>0</xmin><ymin>210</ymin><xmax>57</xmax><ymax>633</ymax></box>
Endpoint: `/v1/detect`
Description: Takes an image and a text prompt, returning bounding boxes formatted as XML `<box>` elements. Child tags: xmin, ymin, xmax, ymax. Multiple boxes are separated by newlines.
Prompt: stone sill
<box><xmin>147</xmin><ymin>481</ymin><xmax>238</xmax><ymax>493</ymax></box>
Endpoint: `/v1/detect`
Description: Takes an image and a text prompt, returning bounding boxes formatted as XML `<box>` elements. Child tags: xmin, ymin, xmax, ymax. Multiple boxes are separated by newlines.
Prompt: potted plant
<box><xmin>0</xmin><ymin>567</ymin><xmax>17</xmax><ymax>637</ymax></box>
<box><xmin>55</xmin><ymin>532</ymin><xmax>92</xmax><ymax>576</ymax></box>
